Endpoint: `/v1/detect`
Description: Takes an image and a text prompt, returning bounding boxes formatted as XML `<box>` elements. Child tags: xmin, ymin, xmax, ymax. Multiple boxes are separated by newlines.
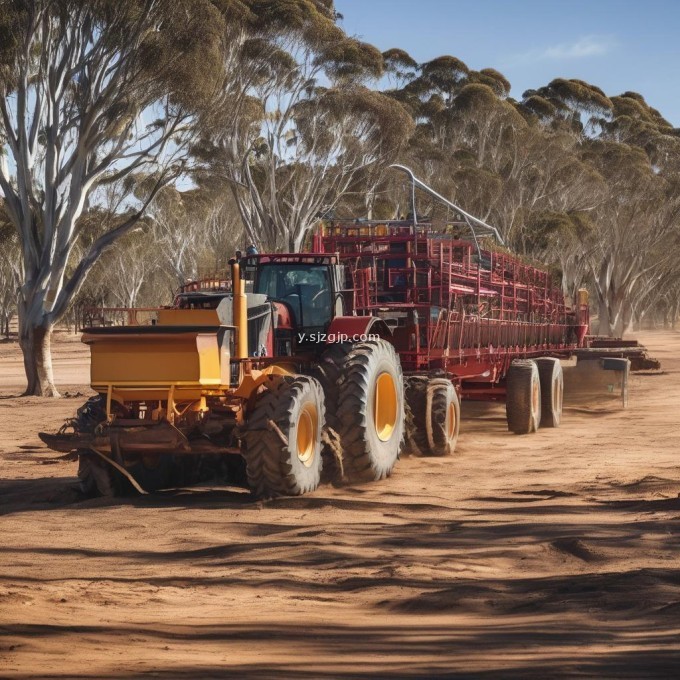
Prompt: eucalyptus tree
<box><xmin>523</xmin><ymin>81</ymin><xmax>680</xmax><ymax>335</ymax></box>
<box><xmin>581</xmin><ymin>141</ymin><xmax>680</xmax><ymax>335</ymax></box>
<box><xmin>149</xmin><ymin>187</ymin><xmax>205</xmax><ymax>289</ymax></box>
<box><xmin>105</xmin><ymin>228</ymin><xmax>160</xmax><ymax>310</ymax></box>
<box><xmin>200</xmin><ymin>0</ymin><xmax>413</xmax><ymax>252</ymax></box>
<box><xmin>200</xmin><ymin>189</ymin><xmax>243</xmax><ymax>272</ymax></box>
<box><xmin>384</xmin><ymin>58</ymin><xmax>600</xmax><ymax>259</ymax></box>
<box><xmin>0</xmin><ymin>0</ymin><xmax>225</xmax><ymax>395</ymax></box>
<box><xmin>0</xmin><ymin>223</ymin><xmax>19</xmax><ymax>338</ymax></box>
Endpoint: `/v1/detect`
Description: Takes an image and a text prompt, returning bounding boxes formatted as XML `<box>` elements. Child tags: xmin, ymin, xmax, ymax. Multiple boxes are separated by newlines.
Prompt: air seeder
<box><xmin>41</xmin><ymin>167</ymin><xmax>648</xmax><ymax>497</ymax></box>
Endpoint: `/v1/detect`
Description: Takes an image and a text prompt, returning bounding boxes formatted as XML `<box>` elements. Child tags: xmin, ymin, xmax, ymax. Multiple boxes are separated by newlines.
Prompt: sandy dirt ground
<box><xmin>0</xmin><ymin>331</ymin><xmax>679</xmax><ymax>678</ymax></box>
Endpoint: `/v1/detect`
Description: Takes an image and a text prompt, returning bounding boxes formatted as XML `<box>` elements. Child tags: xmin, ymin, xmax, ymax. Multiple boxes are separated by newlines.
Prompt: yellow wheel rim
<box><xmin>447</xmin><ymin>401</ymin><xmax>456</xmax><ymax>440</ymax></box>
<box><xmin>296</xmin><ymin>402</ymin><xmax>317</xmax><ymax>467</ymax></box>
<box><xmin>374</xmin><ymin>372</ymin><xmax>398</xmax><ymax>442</ymax></box>
<box><xmin>532</xmin><ymin>379</ymin><xmax>540</xmax><ymax>415</ymax></box>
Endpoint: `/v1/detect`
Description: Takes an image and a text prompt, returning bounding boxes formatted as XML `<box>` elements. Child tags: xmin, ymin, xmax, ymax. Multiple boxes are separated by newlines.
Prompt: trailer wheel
<box><xmin>326</xmin><ymin>340</ymin><xmax>405</xmax><ymax>481</ymax></box>
<box><xmin>243</xmin><ymin>375</ymin><xmax>325</xmax><ymax>498</ymax></box>
<box><xmin>427</xmin><ymin>378</ymin><xmax>460</xmax><ymax>456</ymax></box>
<box><xmin>506</xmin><ymin>360</ymin><xmax>541</xmax><ymax>434</ymax></box>
<box><xmin>405</xmin><ymin>377</ymin><xmax>460</xmax><ymax>456</ymax></box>
<box><xmin>404</xmin><ymin>376</ymin><xmax>428</xmax><ymax>455</ymax></box>
<box><xmin>535</xmin><ymin>358</ymin><xmax>563</xmax><ymax>428</ymax></box>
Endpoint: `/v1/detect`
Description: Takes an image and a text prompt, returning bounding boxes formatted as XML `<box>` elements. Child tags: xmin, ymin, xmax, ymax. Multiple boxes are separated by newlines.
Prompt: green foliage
<box><xmin>382</xmin><ymin>48</ymin><xmax>418</xmax><ymax>78</ymax></box>
<box><xmin>2</xmin><ymin>0</ymin><xmax>679</xmax><ymax>345</ymax></box>
<box><xmin>525</xmin><ymin>210</ymin><xmax>594</xmax><ymax>250</ymax></box>
<box><xmin>471</xmin><ymin>68</ymin><xmax>511</xmax><ymax>97</ymax></box>
<box><xmin>419</xmin><ymin>55</ymin><xmax>469</xmax><ymax>92</ymax></box>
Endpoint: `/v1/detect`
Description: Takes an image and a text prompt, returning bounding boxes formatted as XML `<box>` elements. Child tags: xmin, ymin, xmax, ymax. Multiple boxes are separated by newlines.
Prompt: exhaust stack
<box><xmin>230</xmin><ymin>259</ymin><xmax>248</xmax><ymax>361</ymax></box>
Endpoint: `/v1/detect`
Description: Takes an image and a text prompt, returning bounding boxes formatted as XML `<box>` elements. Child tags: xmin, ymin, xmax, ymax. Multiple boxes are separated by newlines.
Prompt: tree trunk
<box><xmin>597</xmin><ymin>294</ymin><xmax>611</xmax><ymax>337</ymax></box>
<box><xmin>18</xmin><ymin>306</ymin><xmax>59</xmax><ymax>397</ymax></box>
<box><xmin>622</xmin><ymin>301</ymin><xmax>636</xmax><ymax>337</ymax></box>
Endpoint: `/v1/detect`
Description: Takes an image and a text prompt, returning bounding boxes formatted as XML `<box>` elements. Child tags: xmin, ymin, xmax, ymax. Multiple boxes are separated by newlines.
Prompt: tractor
<box><xmin>41</xmin><ymin>166</ymin><xmax>651</xmax><ymax>498</ymax></box>
<box><xmin>41</xmin><ymin>254</ymin><xmax>405</xmax><ymax>497</ymax></box>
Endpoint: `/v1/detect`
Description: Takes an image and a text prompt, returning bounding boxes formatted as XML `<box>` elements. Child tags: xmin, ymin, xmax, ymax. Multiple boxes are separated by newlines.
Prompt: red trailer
<box><xmin>309</xmin><ymin>166</ymin><xmax>630</xmax><ymax>453</ymax></box>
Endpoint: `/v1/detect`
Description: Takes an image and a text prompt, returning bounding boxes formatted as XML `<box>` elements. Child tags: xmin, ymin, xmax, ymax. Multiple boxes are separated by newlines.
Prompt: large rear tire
<box><xmin>243</xmin><ymin>375</ymin><xmax>325</xmax><ymax>498</ymax></box>
<box><xmin>324</xmin><ymin>340</ymin><xmax>405</xmax><ymax>482</ymax></box>
<box><xmin>535</xmin><ymin>358</ymin><xmax>563</xmax><ymax>428</ymax></box>
<box><xmin>506</xmin><ymin>360</ymin><xmax>541</xmax><ymax>434</ymax></box>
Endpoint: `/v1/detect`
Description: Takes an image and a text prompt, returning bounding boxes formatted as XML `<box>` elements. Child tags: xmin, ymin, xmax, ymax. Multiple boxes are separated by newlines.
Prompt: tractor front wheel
<box><xmin>243</xmin><ymin>375</ymin><xmax>325</xmax><ymax>498</ymax></box>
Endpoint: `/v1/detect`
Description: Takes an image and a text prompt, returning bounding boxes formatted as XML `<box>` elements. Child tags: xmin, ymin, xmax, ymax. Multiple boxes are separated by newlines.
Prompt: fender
<box><xmin>271</xmin><ymin>300</ymin><xmax>294</xmax><ymax>330</ymax></box>
<box><xmin>325</xmin><ymin>316</ymin><xmax>392</xmax><ymax>343</ymax></box>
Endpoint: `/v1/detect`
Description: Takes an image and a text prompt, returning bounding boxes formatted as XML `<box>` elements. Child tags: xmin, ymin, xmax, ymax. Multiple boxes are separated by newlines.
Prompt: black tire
<box><xmin>79</xmin><ymin>451</ymin><xmax>176</xmax><ymax>496</ymax></box>
<box><xmin>323</xmin><ymin>339</ymin><xmax>405</xmax><ymax>482</ymax></box>
<box><xmin>242</xmin><ymin>375</ymin><xmax>325</xmax><ymax>498</ymax></box>
<box><xmin>506</xmin><ymin>360</ymin><xmax>541</xmax><ymax>434</ymax></box>
<box><xmin>405</xmin><ymin>377</ymin><xmax>460</xmax><ymax>456</ymax></box>
<box><xmin>314</xmin><ymin>343</ymin><xmax>353</xmax><ymax>482</ymax></box>
<box><xmin>404</xmin><ymin>376</ymin><xmax>428</xmax><ymax>455</ymax></box>
<box><xmin>535</xmin><ymin>358</ymin><xmax>563</xmax><ymax>428</ymax></box>
<box><xmin>426</xmin><ymin>378</ymin><xmax>461</xmax><ymax>456</ymax></box>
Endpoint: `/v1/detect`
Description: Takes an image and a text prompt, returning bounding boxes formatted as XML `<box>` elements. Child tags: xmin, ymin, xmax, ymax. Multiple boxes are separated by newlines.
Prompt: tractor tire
<box><xmin>506</xmin><ymin>360</ymin><xmax>541</xmax><ymax>435</ymax></box>
<box><xmin>314</xmin><ymin>342</ymin><xmax>354</xmax><ymax>481</ymax></box>
<box><xmin>405</xmin><ymin>377</ymin><xmax>460</xmax><ymax>456</ymax></box>
<box><xmin>535</xmin><ymin>358</ymin><xmax>563</xmax><ymax>428</ymax></box>
<box><xmin>323</xmin><ymin>339</ymin><xmax>405</xmax><ymax>482</ymax></box>
<box><xmin>404</xmin><ymin>376</ymin><xmax>428</xmax><ymax>455</ymax></box>
<box><xmin>426</xmin><ymin>378</ymin><xmax>460</xmax><ymax>456</ymax></box>
<box><xmin>242</xmin><ymin>375</ymin><xmax>325</xmax><ymax>499</ymax></box>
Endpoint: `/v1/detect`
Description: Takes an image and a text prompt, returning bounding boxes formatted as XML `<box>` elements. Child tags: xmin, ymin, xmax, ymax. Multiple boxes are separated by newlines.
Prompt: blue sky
<box><xmin>336</xmin><ymin>0</ymin><xmax>680</xmax><ymax>125</ymax></box>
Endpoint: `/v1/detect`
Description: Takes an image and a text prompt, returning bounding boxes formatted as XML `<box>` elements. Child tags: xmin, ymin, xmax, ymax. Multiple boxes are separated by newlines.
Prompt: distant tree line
<box><xmin>0</xmin><ymin>0</ymin><xmax>678</xmax><ymax>395</ymax></box>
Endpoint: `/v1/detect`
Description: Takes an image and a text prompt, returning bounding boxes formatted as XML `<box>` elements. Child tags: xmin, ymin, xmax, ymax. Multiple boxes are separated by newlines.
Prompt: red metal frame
<box><xmin>315</xmin><ymin>220</ymin><xmax>589</xmax><ymax>397</ymax></box>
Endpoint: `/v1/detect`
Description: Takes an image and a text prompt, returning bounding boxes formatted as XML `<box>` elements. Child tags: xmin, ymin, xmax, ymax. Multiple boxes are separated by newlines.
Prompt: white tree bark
<box><xmin>0</xmin><ymin>4</ymin><xmax>198</xmax><ymax>395</ymax></box>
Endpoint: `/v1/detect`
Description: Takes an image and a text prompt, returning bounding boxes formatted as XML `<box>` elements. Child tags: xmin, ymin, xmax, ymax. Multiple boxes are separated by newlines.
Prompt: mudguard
<box><xmin>325</xmin><ymin>316</ymin><xmax>392</xmax><ymax>343</ymax></box>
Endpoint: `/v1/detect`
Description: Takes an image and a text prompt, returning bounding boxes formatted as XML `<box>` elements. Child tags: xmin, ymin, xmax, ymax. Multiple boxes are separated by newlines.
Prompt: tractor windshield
<box><xmin>254</xmin><ymin>264</ymin><xmax>332</xmax><ymax>331</ymax></box>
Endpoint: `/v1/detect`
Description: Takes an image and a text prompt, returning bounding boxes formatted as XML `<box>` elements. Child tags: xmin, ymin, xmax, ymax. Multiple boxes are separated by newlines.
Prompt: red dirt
<box><xmin>1</xmin><ymin>331</ymin><xmax>679</xmax><ymax>678</ymax></box>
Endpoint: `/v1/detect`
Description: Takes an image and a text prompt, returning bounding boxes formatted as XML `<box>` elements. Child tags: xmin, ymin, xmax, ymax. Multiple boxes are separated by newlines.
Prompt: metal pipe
<box><xmin>230</xmin><ymin>260</ymin><xmax>248</xmax><ymax>360</ymax></box>
<box><xmin>390</xmin><ymin>164</ymin><xmax>505</xmax><ymax>245</ymax></box>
